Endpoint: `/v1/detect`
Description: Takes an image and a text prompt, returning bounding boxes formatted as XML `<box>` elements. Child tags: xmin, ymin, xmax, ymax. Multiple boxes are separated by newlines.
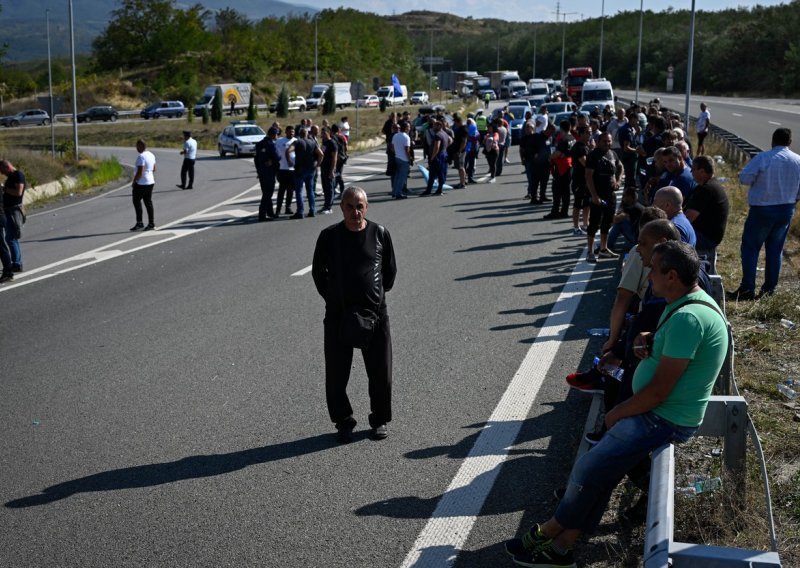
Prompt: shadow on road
<box><xmin>5</xmin><ymin>431</ymin><xmax>349</xmax><ymax>508</ymax></box>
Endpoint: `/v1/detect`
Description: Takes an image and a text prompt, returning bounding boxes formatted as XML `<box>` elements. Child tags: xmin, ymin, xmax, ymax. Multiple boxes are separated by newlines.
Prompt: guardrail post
<box><xmin>644</xmin><ymin>444</ymin><xmax>673</xmax><ymax>568</ymax></box>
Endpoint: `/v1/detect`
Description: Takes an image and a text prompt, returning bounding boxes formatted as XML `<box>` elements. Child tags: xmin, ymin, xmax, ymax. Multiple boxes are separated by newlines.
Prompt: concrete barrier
<box><xmin>23</xmin><ymin>176</ymin><xmax>77</xmax><ymax>207</ymax></box>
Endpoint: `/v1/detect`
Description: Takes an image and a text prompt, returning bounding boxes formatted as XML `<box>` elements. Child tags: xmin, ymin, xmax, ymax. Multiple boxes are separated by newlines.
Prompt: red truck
<box><xmin>563</xmin><ymin>67</ymin><xmax>594</xmax><ymax>103</ymax></box>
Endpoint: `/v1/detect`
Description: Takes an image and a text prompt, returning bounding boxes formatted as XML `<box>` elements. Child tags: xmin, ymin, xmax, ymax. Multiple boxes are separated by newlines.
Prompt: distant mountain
<box><xmin>0</xmin><ymin>0</ymin><xmax>317</xmax><ymax>62</ymax></box>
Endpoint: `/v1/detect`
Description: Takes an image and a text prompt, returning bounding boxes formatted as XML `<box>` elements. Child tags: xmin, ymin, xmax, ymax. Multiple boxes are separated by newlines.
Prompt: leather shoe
<box><xmin>726</xmin><ymin>288</ymin><xmax>756</xmax><ymax>301</ymax></box>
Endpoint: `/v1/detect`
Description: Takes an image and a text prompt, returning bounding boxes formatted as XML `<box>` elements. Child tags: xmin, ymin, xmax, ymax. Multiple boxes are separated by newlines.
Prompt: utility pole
<box><xmin>314</xmin><ymin>16</ymin><xmax>318</xmax><ymax>83</ymax></box>
<box><xmin>599</xmin><ymin>0</ymin><xmax>605</xmax><ymax>77</ymax></box>
<box><xmin>465</xmin><ymin>42</ymin><xmax>469</xmax><ymax>71</ymax></box>
<box><xmin>46</xmin><ymin>8</ymin><xmax>55</xmax><ymax>158</ymax></box>
<box><xmin>429</xmin><ymin>29</ymin><xmax>433</xmax><ymax>96</ymax></box>
<box><xmin>496</xmin><ymin>43</ymin><xmax>500</xmax><ymax>70</ymax></box>
<box><xmin>532</xmin><ymin>26</ymin><xmax>537</xmax><ymax>78</ymax></box>
<box><xmin>684</xmin><ymin>0</ymin><xmax>697</xmax><ymax>126</ymax></box>
<box><xmin>635</xmin><ymin>0</ymin><xmax>644</xmax><ymax>103</ymax></box>
<box><xmin>68</xmin><ymin>0</ymin><xmax>78</xmax><ymax>161</ymax></box>
<box><xmin>554</xmin><ymin>7</ymin><xmax>578</xmax><ymax>81</ymax></box>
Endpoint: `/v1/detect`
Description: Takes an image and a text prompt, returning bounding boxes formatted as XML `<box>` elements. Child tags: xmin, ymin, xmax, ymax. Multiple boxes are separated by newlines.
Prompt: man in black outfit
<box><xmin>586</xmin><ymin>132</ymin><xmax>623</xmax><ymax>263</ymax></box>
<box><xmin>685</xmin><ymin>155</ymin><xmax>730</xmax><ymax>272</ymax></box>
<box><xmin>254</xmin><ymin>127</ymin><xmax>280</xmax><ymax>221</ymax></box>
<box><xmin>312</xmin><ymin>187</ymin><xmax>397</xmax><ymax>443</ymax></box>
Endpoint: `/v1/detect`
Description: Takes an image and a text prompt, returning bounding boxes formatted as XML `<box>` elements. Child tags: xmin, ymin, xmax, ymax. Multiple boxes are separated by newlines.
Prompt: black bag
<box><xmin>339</xmin><ymin>307</ymin><xmax>379</xmax><ymax>349</ymax></box>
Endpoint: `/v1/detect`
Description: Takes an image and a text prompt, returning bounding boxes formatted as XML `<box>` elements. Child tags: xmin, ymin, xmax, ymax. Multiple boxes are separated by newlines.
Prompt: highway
<box><xmin>618</xmin><ymin>90</ymin><xmax>800</xmax><ymax>151</ymax></box>
<box><xmin>0</xmin><ymin>142</ymin><xmax>620</xmax><ymax>566</ymax></box>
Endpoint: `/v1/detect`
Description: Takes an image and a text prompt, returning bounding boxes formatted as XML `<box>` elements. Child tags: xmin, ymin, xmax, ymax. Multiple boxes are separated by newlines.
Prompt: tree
<box><xmin>247</xmin><ymin>92</ymin><xmax>257</xmax><ymax>120</ymax></box>
<box><xmin>211</xmin><ymin>86</ymin><xmax>223</xmax><ymax>122</ymax></box>
<box><xmin>276</xmin><ymin>85</ymin><xmax>289</xmax><ymax>118</ymax></box>
<box><xmin>322</xmin><ymin>87</ymin><xmax>336</xmax><ymax>115</ymax></box>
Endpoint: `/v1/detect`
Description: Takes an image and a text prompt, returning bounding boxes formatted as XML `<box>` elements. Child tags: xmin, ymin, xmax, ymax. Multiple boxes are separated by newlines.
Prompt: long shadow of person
<box><xmin>5</xmin><ymin>431</ymin><xmax>353</xmax><ymax>508</ymax></box>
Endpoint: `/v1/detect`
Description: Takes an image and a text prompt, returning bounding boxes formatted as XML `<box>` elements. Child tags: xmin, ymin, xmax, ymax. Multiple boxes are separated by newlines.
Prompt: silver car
<box><xmin>0</xmin><ymin>109</ymin><xmax>51</xmax><ymax>127</ymax></box>
<box><xmin>217</xmin><ymin>121</ymin><xmax>266</xmax><ymax>157</ymax></box>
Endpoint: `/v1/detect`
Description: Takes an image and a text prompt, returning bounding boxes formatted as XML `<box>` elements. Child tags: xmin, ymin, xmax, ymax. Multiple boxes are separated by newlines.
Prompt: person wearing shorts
<box><xmin>585</xmin><ymin>132</ymin><xmax>622</xmax><ymax>262</ymax></box>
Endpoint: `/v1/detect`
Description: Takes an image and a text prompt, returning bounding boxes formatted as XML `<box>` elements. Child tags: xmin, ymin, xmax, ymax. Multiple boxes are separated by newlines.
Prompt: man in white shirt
<box><xmin>275</xmin><ymin>125</ymin><xmax>296</xmax><ymax>216</ymax></box>
<box><xmin>391</xmin><ymin>121</ymin><xmax>413</xmax><ymax>199</ymax></box>
<box><xmin>131</xmin><ymin>139</ymin><xmax>156</xmax><ymax>231</ymax></box>
<box><xmin>177</xmin><ymin>130</ymin><xmax>197</xmax><ymax>190</ymax></box>
<box><xmin>695</xmin><ymin>103</ymin><xmax>710</xmax><ymax>156</ymax></box>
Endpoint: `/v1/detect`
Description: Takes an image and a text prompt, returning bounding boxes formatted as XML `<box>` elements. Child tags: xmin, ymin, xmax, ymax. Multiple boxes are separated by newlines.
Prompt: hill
<box><xmin>0</xmin><ymin>0</ymin><xmax>317</xmax><ymax>61</ymax></box>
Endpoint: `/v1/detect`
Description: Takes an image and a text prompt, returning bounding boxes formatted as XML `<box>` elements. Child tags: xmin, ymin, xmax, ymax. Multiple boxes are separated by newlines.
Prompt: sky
<box><xmin>303</xmin><ymin>0</ymin><xmax>790</xmax><ymax>23</ymax></box>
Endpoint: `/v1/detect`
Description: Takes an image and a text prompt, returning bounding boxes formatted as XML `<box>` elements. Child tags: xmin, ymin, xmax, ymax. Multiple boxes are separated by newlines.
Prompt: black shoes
<box><xmin>336</xmin><ymin>417</ymin><xmax>357</xmax><ymax>444</ymax></box>
<box><xmin>290</xmin><ymin>212</ymin><xmax>303</xmax><ymax>219</ymax></box>
<box><xmin>143</xmin><ymin>224</ymin><xmax>156</xmax><ymax>231</ymax></box>
<box><xmin>129</xmin><ymin>223</ymin><xmax>144</xmax><ymax>231</ymax></box>
<box><xmin>726</xmin><ymin>287</ymin><xmax>756</xmax><ymax>301</ymax></box>
<box><xmin>176</xmin><ymin>184</ymin><xmax>185</xmax><ymax>189</ymax></box>
<box><xmin>543</xmin><ymin>212</ymin><xmax>561</xmax><ymax>220</ymax></box>
<box><xmin>0</xmin><ymin>273</ymin><xmax>13</xmax><ymax>283</ymax></box>
<box><xmin>371</xmin><ymin>424</ymin><xmax>388</xmax><ymax>440</ymax></box>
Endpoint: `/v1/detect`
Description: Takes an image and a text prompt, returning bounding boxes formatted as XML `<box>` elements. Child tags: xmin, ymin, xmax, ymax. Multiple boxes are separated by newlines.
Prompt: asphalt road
<box><xmin>618</xmin><ymin>90</ymin><xmax>800</xmax><ymax>151</ymax></box>
<box><xmin>0</xmin><ymin>142</ymin><xmax>626</xmax><ymax>567</ymax></box>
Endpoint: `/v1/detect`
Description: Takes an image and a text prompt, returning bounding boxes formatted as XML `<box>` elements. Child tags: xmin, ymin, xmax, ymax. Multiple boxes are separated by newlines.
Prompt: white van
<box><xmin>580</xmin><ymin>79</ymin><xmax>614</xmax><ymax>112</ymax></box>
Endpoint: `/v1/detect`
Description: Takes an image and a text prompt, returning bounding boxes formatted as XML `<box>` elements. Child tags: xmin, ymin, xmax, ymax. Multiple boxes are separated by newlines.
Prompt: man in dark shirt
<box><xmin>685</xmin><ymin>155</ymin><xmax>730</xmax><ymax>272</ymax></box>
<box><xmin>545</xmin><ymin>120</ymin><xmax>573</xmax><ymax>219</ymax></box>
<box><xmin>586</xmin><ymin>132</ymin><xmax>623</xmax><ymax>262</ymax></box>
<box><xmin>529</xmin><ymin>117</ymin><xmax>554</xmax><ymax>204</ymax></box>
<box><xmin>312</xmin><ymin>187</ymin><xmax>397</xmax><ymax>442</ymax></box>
<box><xmin>289</xmin><ymin>127</ymin><xmax>323</xmax><ymax>219</ymax></box>
<box><xmin>254</xmin><ymin>127</ymin><xmax>281</xmax><ymax>221</ymax></box>
<box><xmin>570</xmin><ymin>126</ymin><xmax>591</xmax><ymax>235</ymax></box>
<box><xmin>319</xmin><ymin>127</ymin><xmax>339</xmax><ymax>214</ymax></box>
<box><xmin>0</xmin><ymin>159</ymin><xmax>25</xmax><ymax>275</ymax></box>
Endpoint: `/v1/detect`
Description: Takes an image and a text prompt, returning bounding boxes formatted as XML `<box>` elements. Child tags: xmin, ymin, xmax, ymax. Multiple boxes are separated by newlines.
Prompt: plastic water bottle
<box><xmin>587</xmin><ymin>328</ymin><xmax>610</xmax><ymax>337</ymax></box>
<box><xmin>777</xmin><ymin>383</ymin><xmax>798</xmax><ymax>400</ymax></box>
<box><xmin>592</xmin><ymin>356</ymin><xmax>624</xmax><ymax>382</ymax></box>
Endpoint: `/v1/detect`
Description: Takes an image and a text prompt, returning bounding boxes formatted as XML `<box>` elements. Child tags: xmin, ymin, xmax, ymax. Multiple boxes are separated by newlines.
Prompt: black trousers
<box><xmin>132</xmin><ymin>183</ymin><xmax>154</xmax><ymax>225</ymax></box>
<box><xmin>276</xmin><ymin>170</ymin><xmax>294</xmax><ymax>213</ymax></box>
<box><xmin>180</xmin><ymin>158</ymin><xmax>195</xmax><ymax>188</ymax></box>
<box><xmin>551</xmin><ymin>169</ymin><xmax>572</xmax><ymax>215</ymax></box>
<box><xmin>258</xmin><ymin>169</ymin><xmax>276</xmax><ymax>219</ymax></box>
<box><xmin>324</xmin><ymin>312</ymin><xmax>392</xmax><ymax>429</ymax></box>
<box><xmin>532</xmin><ymin>162</ymin><xmax>550</xmax><ymax>200</ymax></box>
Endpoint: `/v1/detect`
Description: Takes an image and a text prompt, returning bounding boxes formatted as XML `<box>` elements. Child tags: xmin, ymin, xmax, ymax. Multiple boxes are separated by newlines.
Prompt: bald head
<box><xmin>653</xmin><ymin>186</ymin><xmax>684</xmax><ymax>219</ymax></box>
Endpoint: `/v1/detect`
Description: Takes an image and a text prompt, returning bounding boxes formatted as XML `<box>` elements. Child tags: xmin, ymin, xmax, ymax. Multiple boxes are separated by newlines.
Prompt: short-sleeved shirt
<box><xmin>293</xmin><ymin>137</ymin><xmax>319</xmax><ymax>173</ymax></box>
<box><xmin>135</xmin><ymin>151</ymin><xmax>156</xmax><ymax>186</ymax></box>
<box><xmin>320</xmin><ymin>138</ymin><xmax>338</xmax><ymax>171</ymax></box>
<box><xmin>586</xmin><ymin>148</ymin><xmax>618</xmax><ymax>197</ymax></box>
<box><xmin>452</xmin><ymin>125</ymin><xmax>467</xmax><ymax>154</ymax></box>
<box><xmin>496</xmin><ymin>125</ymin><xmax>508</xmax><ymax>146</ymax></box>
<box><xmin>532</xmin><ymin>132</ymin><xmax>551</xmax><ymax>164</ymax></box>
<box><xmin>570</xmin><ymin>141</ymin><xmax>589</xmax><ymax>188</ymax></box>
<box><xmin>277</xmin><ymin>136</ymin><xmax>296</xmax><ymax>171</ymax></box>
<box><xmin>696</xmin><ymin>110</ymin><xmax>710</xmax><ymax>133</ymax></box>
<box><xmin>671</xmin><ymin>212</ymin><xmax>697</xmax><ymax>247</ymax></box>
<box><xmin>392</xmin><ymin>132</ymin><xmax>411</xmax><ymax>162</ymax></box>
<box><xmin>183</xmin><ymin>138</ymin><xmax>197</xmax><ymax>160</ymax></box>
<box><xmin>622</xmin><ymin>201</ymin><xmax>645</xmax><ymax>228</ymax></box>
<box><xmin>3</xmin><ymin>169</ymin><xmax>26</xmax><ymax>209</ymax></box>
<box><xmin>617</xmin><ymin>246</ymin><xmax>650</xmax><ymax>299</ymax></box>
<box><xmin>685</xmin><ymin>178</ymin><xmax>729</xmax><ymax>245</ymax></box>
<box><xmin>632</xmin><ymin>290</ymin><xmax>728</xmax><ymax>427</ymax></box>
<box><xmin>617</xmin><ymin>122</ymin><xmax>634</xmax><ymax>149</ymax></box>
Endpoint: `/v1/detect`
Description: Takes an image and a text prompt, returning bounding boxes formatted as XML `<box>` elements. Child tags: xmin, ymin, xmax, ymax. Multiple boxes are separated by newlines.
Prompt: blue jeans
<box><xmin>555</xmin><ymin>412</ymin><xmax>696</xmax><ymax>533</ymax></box>
<box><xmin>607</xmin><ymin>217</ymin><xmax>637</xmax><ymax>249</ymax></box>
<box><xmin>294</xmin><ymin>170</ymin><xmax>316</xmax><ymax>215</ymax></box>
<box><xmin>5</xmin><ymin>209</ymin><xmax>23</xmax><ymax>268</ymax></box>
<box><xmin>740</xmin><ymin>203</ymin><xmax>795</xmax><ymax>294</ymax></box>
<box><xmin>393</xmin><ymin>158</ymin><xmax>410</xmax><ymax>197</ymax></box>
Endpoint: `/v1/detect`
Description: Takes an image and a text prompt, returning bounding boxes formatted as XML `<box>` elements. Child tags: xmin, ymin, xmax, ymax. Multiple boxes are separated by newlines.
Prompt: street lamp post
<box><xmin>68</xmin><ymin>0</ymin><xmax>78</xmax><ymax>161</ymax></box>
<box><xmin>532</xmin><ymin>27</ymin><xmax>537</xmax><ymax>78</ymax></box>
<box><xmin>599</xmin><ymin>0</ymin><xmax>605</xmax><ymax>77</ymax></box>
<box><xmin>635</xmin><ymin>0</ymin><xmax>644</xmax><ymax>104</ymax></box>
<box><xmin>46</xmin><ymin>8</ymin><xmax>55</xmax><ymax>158</ymax></box>
<box><xmin>314</xmin><ymin>15</ymin><xmax>318</xmax><ymax>83</ymax></box>
<box><xmin>683</xmin><ymin>0</ymin><xmax>697</xmax><ymax>127</ymax></box>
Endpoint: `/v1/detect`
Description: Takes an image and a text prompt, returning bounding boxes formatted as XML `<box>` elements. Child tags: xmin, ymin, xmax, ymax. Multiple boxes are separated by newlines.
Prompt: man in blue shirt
<box><xmin>653</xmin><ymin>186</ymin><xmax>696</xmax><ymax>247</ymax></box>
<box><xmin>728</xmin><ymin>128</ymin><xmax>800</xmax><ymax>300</ymax></box>
<box><xmin>659</xmin><ymin>146</ymin><xmax>696</xmax><ymax>201</ymax></box>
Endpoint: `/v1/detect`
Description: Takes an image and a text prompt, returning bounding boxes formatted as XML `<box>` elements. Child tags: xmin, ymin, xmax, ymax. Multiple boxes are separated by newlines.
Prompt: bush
<box><xmin>322</xmin><ymin>87</ymin><xmax>336</xmax><ymax>115</ymax></box>
<box><xmin>247</xmin><ymin>94</ymin><xmax>257</xmax><ymax>120</ymax></box>
<box><xmin>211</xmin><ymin>86</ymin><xmax>223</xmax><ymax>122</ymax></box>
<box><xmin>276</xmin><ymin>85</ymin><xmax>289</xmax><ymax>118</ymax></box>
<box><xmin>202</xmin><ymin>106</ymin><xmax>210</xmax><ymax>125</ymax></box>
<box><xmin>379</xmin><ymin>97</ymin><xmax>388</xmax><ymax>113</ymax></box>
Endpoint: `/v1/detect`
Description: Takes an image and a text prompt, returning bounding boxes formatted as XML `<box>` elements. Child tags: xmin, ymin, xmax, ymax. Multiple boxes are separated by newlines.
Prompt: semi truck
<box><xmin>488</xmin><ymin>71</ymin><xmax>520</xmax><ymax>94</ymax></box>
<box><xmin>376</xmin><ymin>84</ymin><xmax>408</xmax><ymax>106</ymax></box>
<box><xmin>305</xmin><ymin>82</ymin><xmax>353</xmax><ymax>110</ymax></box>
<box><xmin>437</xmin><ymin>71</ymin><xmax>478</xmax><ymax>93</ymax></box>
<box><xmin>194</xmin><ymin>83</ymin><xmax>251</xmax><ymax>117</ymax></box>
<box><xmin>472</xmin><ymin>76</ymin><xmax>492</xmax><ymax>97</ymax></box>
<box><xmin>563</xmin><ymin>67</ymin><xmax>594</xmax><ymax>103</ymax></box>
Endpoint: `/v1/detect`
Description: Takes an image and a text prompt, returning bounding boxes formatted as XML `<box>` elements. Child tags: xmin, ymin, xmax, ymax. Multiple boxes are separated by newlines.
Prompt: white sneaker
<box><xmin>488</xmin><ymin>177</ymin><xmax>496</xmax><ymax>184</ymax></box>
<box><xmin>572</xmin><ymin>228</ymin><xmax>584</xmax><ymax>236</ymax></box>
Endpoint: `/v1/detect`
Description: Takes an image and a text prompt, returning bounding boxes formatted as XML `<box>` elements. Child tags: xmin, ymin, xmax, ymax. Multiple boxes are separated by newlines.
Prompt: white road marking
<box><xmin>291</xmin><ymin>265</ymin><xmax>313</xmax><ymax>276</ymax></box>
<box><xmin>769</xmin><ymin>120</ymin><xmax>782</xmax><ymax>125</ymax></box>
<box><xmin>1</xmin><ymin>183</ymin><xmax>262</xmax><ymax>292</ymax></box>
<box><xmin>399</xmin><ymin>251</ymin><xmax>596</xmax><ymax>568</ymax></box>
<box><xmin>731</xmin><ymin>112</ymin><xmax>742</xmax><ymax>117</ymax></box>
<box><xmin>191</xmin><ymin>208</ymin><xmax>253</xmax><ymax>219</ymax></box>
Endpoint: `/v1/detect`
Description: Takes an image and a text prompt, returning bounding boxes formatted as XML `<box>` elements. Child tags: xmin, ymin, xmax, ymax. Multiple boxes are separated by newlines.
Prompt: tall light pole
<box><xmin>683</xmin><ymin>0</ymin><xmax>697</xmax><ymax>127</ymax></box>
<box><xmin>496</xmin><ymin>43</ymin><xmax>500</xmax><ymax>70</ymax></box>
<box><xmin>68</xmin><ymin>0</ymin><xmax>78</xmax><ymax>161</ymax></box>
<box><xmin>46</xmin><ymin>8</ymin><xmax>55</xmax><ymax>157</ymax></box>
<box><xmin>635</xmin><ymin>0</ymin><xmax>644</xmax><ymax>104</ymax></box>
<box><xmin>314</xmin><ymin>15</ymin><xmax>318</xmax><ymax>83</ymax></box>
<box><xmin>598</xmin><ymin>0</ymin><xmax>605</xmax><ymax>77</ymax></box>
<box><xmin>532</xmin><ymin>26</ymin><xmax>537</xmax><ymax>78</ymax></box>
<box><xmin>428</xmin><ymin>29</ymin><xmax>433</xmax><ymax>96</ymax></box>
<box><xmin>559</xmin><ymin>12</ymin><xmax>577</xmax><ymax>80</ymax></box>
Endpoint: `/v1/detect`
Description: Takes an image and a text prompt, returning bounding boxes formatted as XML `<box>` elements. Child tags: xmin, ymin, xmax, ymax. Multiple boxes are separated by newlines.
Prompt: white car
<box><xmin>356</xmin><ymin>95</ymin><xmax>379</xmax><ymax>108</ymax></box>
<box><xmin>218</xmin><ymin>121</ymin><xmax>266</xmax><ymax>157</ymax></box>
<box><xmin>411</xmin><ymin>91</ymin><xmax>429</xmax><ymax>104</ymax></box>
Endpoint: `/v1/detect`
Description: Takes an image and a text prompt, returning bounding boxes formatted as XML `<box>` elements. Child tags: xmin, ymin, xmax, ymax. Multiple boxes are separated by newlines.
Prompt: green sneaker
<box><xmin>504</xmin><ymin>524</ymin><xmax>551</xmax><ymax>557</ymax></box>
<box><xmin>512</xmin><ymin>542</ymin><xmax>576</xmax><ymax>568</ymax></box>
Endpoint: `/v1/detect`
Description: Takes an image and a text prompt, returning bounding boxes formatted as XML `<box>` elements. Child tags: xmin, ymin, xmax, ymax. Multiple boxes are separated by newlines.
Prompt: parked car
<box><xmin>549</xmin><ymin>110</ymin><xmax>590</xmax><ymax>127</ymax></box>
<box><xmin>77</xmin><ymin>105</ymin><xmax>119</xmax><ymax>123</ymax></box>
<box><xmin>579</xmin><ymin>102</ymin><xmax>605</xmax><ymax>116</ymax></box>
<box><xmin>410</xmin><ymin>91</ymin><xmax>429</xmax><ymax>104</ymax></box>
<box><xmin>217</xmin><ymin>121</ymin><xmax>266</xmax><ymax>157</ymax></box>
<box><xmin>539</xmin><ymin>102</ymin><xmax>577</xmax><ymax>115</ymax></box>
<box><xmin>505</xmin><ymin>104</ymin><xmax>534</xmax><ymax>144</ymax></box>
<box><xmin>268</xmin><ymin>96</ymin><xmax>307</xmax><ymax>113</ymax></box>
<box><xmin>0</xmin><ymin>109</ymin><xmax>51</xmax><ymax>127</ymax></box>
<box><xmin>140</xmin><ymin>101</ymin><xmax>185</xmax><ymax>119</ymax></box>
<box><xmin>356</xmin><ymin>95</ymin><xmax>380</xmax><ymax>108</ymax></box>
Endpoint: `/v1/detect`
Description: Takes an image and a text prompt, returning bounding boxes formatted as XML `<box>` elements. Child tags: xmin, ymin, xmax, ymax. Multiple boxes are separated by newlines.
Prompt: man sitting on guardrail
<box><xmin>504</xmin><ymin>241</ymin><xmax>728</xmax><ymax>568</ymax></box>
